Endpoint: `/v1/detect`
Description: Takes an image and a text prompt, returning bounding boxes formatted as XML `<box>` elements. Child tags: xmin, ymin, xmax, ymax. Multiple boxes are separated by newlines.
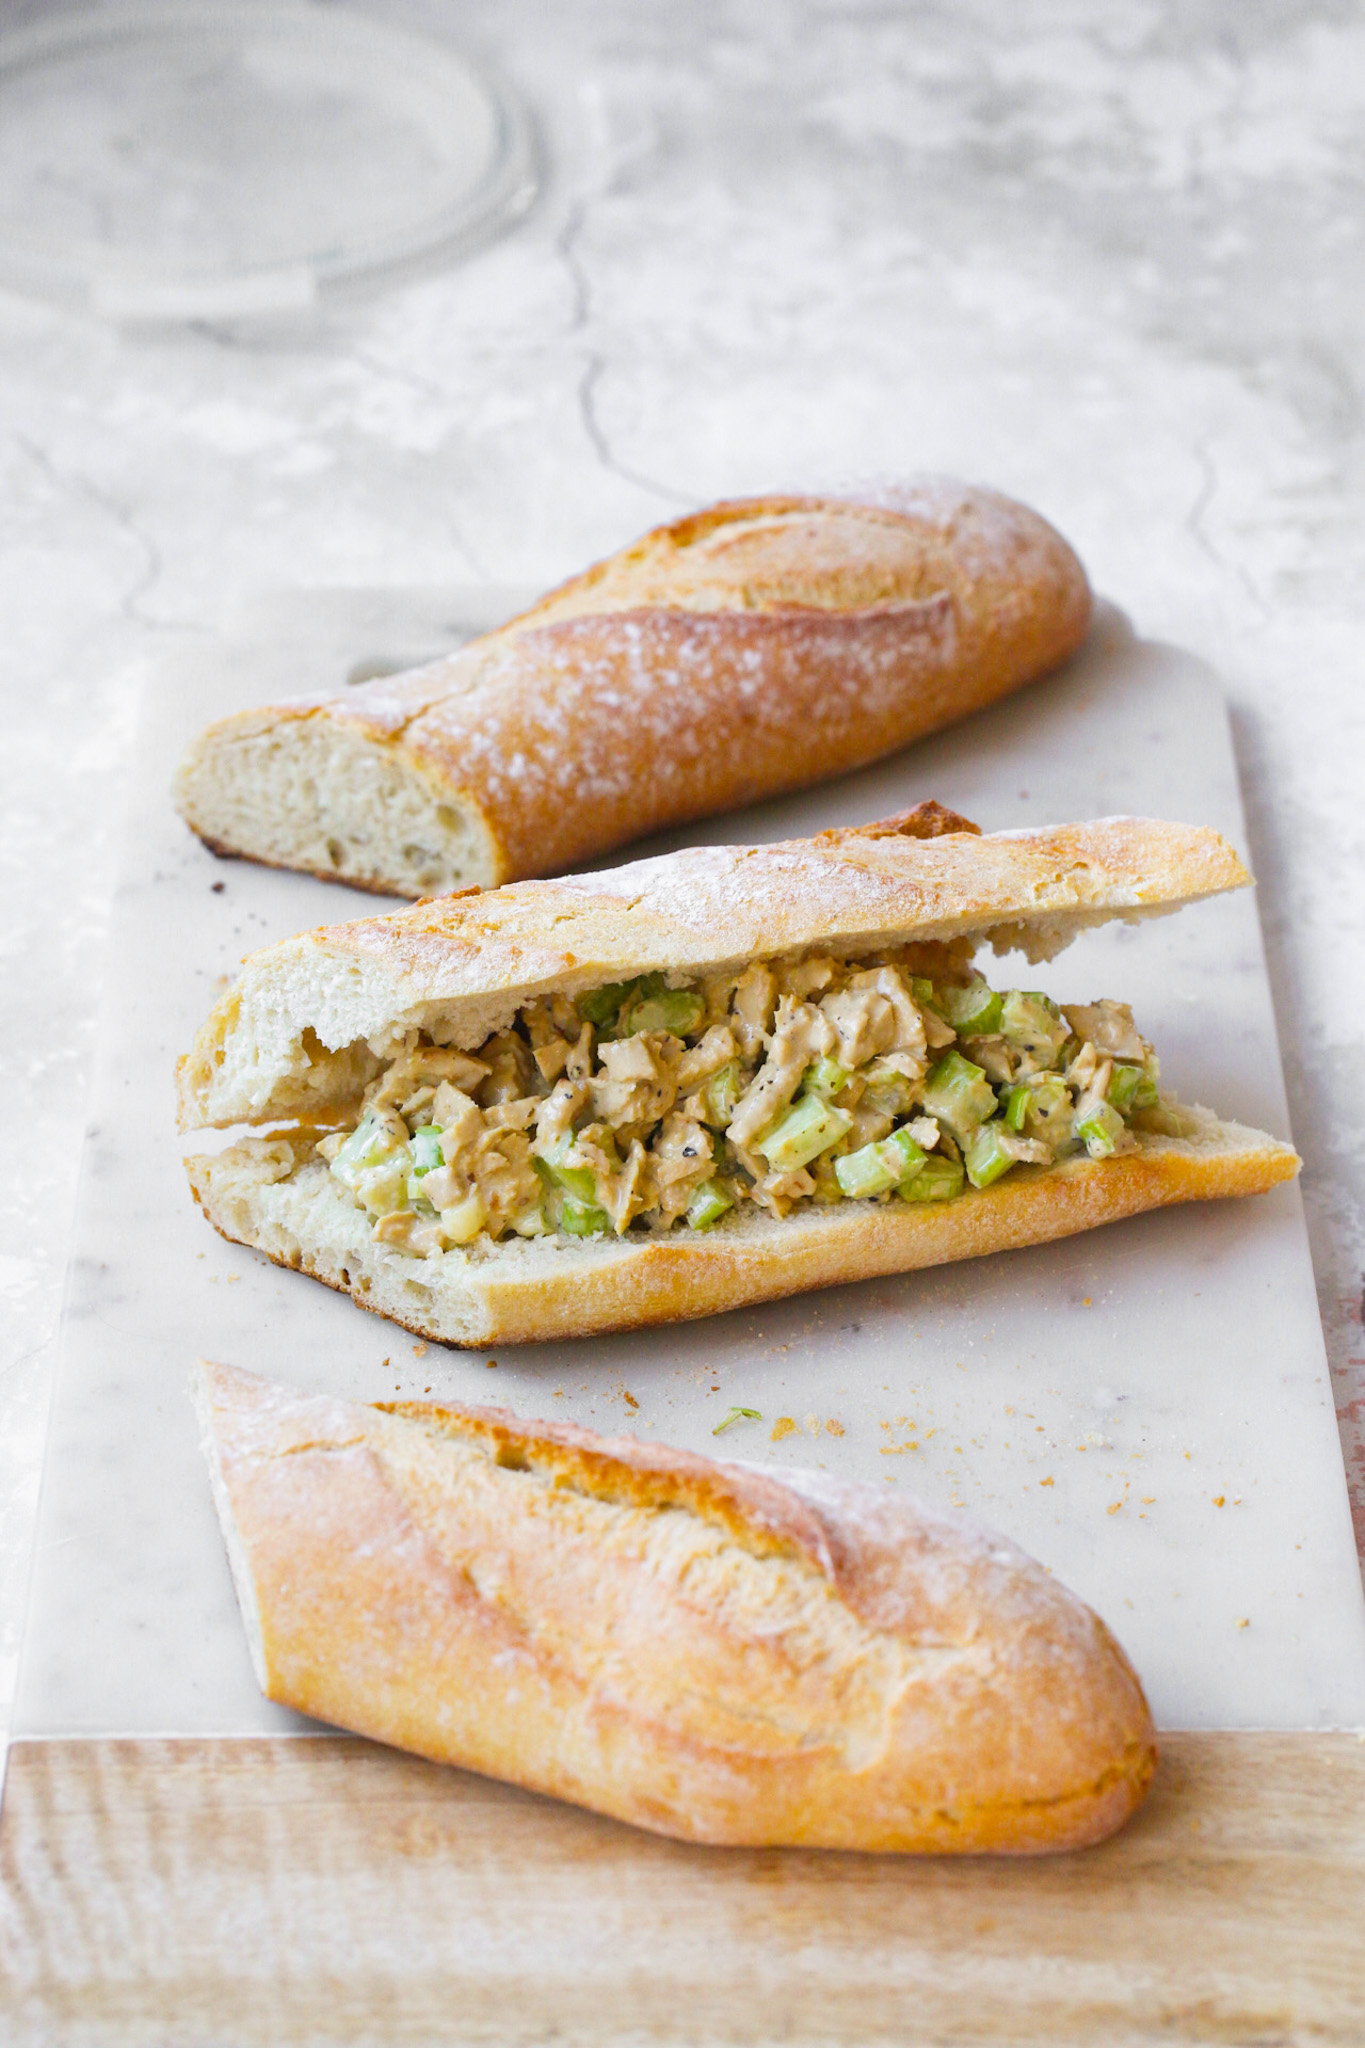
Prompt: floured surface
<box><xmin>12</xmin><ymin>591</ymin><xmax>1365</xmax><ymax>1740</ymax></box>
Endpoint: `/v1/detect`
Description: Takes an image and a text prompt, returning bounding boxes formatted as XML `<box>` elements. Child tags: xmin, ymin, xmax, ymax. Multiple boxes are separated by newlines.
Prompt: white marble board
<box><xmin>13</xmin><ymin>591</ymin><xmax>1365</xmax><ymax>1741</ymax></box>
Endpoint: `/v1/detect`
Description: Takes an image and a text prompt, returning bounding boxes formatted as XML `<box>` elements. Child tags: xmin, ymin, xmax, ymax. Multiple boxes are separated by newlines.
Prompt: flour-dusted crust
<box><xmin>172</xmin><ymin>482</ymin><xmax>1091</xmax><ymax>897</ymax></box>
<box><xmin>184</xmin><ymin>1111</ymin><xmax>1298</xmax><ymax>1347</ymax></box>
<box><xmin>195</xmin><ymin>1360</ymin><xmax>1157</xmax><ymax>1852</ymax></box>
<box><xmin>177</xmin><ymin>810</ymin><xmax>1250</xmax><ymax>1128</ymax></box>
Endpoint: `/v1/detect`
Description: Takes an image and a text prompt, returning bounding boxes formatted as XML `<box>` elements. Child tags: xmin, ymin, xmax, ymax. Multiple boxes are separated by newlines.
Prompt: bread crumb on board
<box><xmin>770</xmin><ymin>1416</ymin><xmax>797</xmax><ymax>1442</ymax></box>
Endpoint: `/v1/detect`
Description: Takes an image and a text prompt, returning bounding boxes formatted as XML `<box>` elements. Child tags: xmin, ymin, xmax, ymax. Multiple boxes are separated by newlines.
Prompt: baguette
<box><xmin>171</xmin><ymin>481</ymin><xmax>1091</xmax><ymax>897</ymax></box>
<box><xmin>179</xmin><ymin>807</ymin><xmax>1299</xmax><ymax>1347</ymax></box>
<box><xmin>195</xmin><ymin>1359</ymin><xmax>1157</xmax><ymax>1853</ymax></box>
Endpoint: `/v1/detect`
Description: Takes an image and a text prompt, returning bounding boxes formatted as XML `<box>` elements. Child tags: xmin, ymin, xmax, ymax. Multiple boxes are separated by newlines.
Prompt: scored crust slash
<box><xmin>196</xmin><ymin>1360</ymin><xmax>1158</xmax><ymax>1854</ymax></box>
<box><xmin>177</xmin><ymin>804</ymin><xmax>1299</xmax><ymax>1348</ymax></box>
<box><xmin>171</xmin><ymin>480</ymin><xmax>1092</xmax><ymax>898</ymax></box>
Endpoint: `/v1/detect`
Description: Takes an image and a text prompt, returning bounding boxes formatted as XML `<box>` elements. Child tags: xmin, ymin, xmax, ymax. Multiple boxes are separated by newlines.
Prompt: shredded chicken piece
<box><xmin>997</xmin><ymin>1131</ymin><xmax>1054</xmax><ymax>1165</ymax></box>
<box><xmin>1064</xmin><ymin>1001</ymin><xmax>1148</xmax><ymax>1062</ymax></box>
<box><xmin>532</xmin><ymin>1037</ymin><xmax>571</xmax><ymax>1084</ymax></box>
<box><xmin>481</xmin><ymin>1033</ymin><xmax>539</xmax><ymax>1104</ymax></box>
<box><xmin>836</xmin><ymin>966</ymin><xmax>928</xmax><ymax>1065</ymax></box>
<box><xmin>369</xmin><ymin>1045</ymin><xmax>489</xmax><ymax>1110</ymax></box>
<box><xmin>675</xmin><ymin>1024</ymin><xmax>737</xmax><ymax>1091</ymax></box>
<box><xmin>592</xmin><ymin>1137</ymin><xmax>653</xmax><ymax>1233</ymax></box>
<box><xmin>785</xmin><ymin>956</ymin><xmax>838</xmax><ymax>999</ymax></box>
<box><xmin>564</xmin><ymin>1023</ymin><xmax>595</xmax><ymax>1085</ymax></box>
<box><xmin>590</xmin><ymin>1032</ymin><xmax>679</xmax><ymax>1127</ymax></box>
<box><xmin>728</xmin><ymin>997</ymin><xmax>837</xmax><ymax>1146</ymax></box>
<box><xmin>967</xmin><ymin>1036</ymin><xmax>1019</xmax><ymax>1085</ymax></box>
<box><xmin>1065</xmin><ymin>1040</ymin><xmax>1100</xmax><ymax>1091</ymax></box>
<box><xmin>648</xmin><ymin>1114</ymin><xmax>715</xmax><ymax>1226</ymax></box>
<box><xmin>433</xmin><ymin>1085</ymin><xmax>483</xmax><ymax>1158</ymax></box>
<box><xmin>470</xmin><ymin>1126</ymin><xmax>542</xmax><ymax>1225</ymax></box>
<box><xmin>372</xmin><ymin>1211</ymin><xmax>443</xmax><ymax>1255</ymax></box>
<box><xmin>730</xmin><ymin>962</ymin><xmax>776</xmax><ymax>1056</ymax></box>
<box><xmin>536</xmin><ymin>1078</ymin><xmax>588</xmax><ymax>1150</ymax></box>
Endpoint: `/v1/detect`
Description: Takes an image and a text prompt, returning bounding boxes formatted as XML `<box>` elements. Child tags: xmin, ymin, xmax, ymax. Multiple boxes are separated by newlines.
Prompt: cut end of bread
<box><xmin>184</xmin><ymin>1110</ymin><xmax>1299</xmax><ymax>1350</ymax></box>
<box><xmin>172</xmin><ymin>481</ymin><xmax>1093</xmax><ymax>898</ymax></box>
<box><xmin>191</xmin><ymin>1360</ymin><xmax>271</xmax><ymax>1692</ymax></box>
<box><xmin>173</xmin><ymin>710</ymin><xmax>503</xmax><ymax>898</ymax></box>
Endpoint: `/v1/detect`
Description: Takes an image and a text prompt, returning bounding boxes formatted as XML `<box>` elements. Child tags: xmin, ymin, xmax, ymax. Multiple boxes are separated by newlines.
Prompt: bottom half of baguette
<box><xmin>185</xmin><ymin>1108</ymin><xmax>1298</xmax><ymax>1348</ymax></box>
<box><xmin>195</xmin><ymin>1360</ymin><xmax>1157</xmax><ymax>1853</ymax></box>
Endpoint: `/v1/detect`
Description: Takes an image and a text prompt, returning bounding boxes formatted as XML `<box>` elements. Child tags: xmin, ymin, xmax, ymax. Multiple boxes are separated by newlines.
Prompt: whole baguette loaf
<box><xmin>195</xmin><ymin>1360</ymin><xmax>1157</xmax><ymax>1853</ymax></box>
<box><xmin>172</xmin><ymin>481</ymin><xmax>1091</xmax><ymax>897</ymax></box>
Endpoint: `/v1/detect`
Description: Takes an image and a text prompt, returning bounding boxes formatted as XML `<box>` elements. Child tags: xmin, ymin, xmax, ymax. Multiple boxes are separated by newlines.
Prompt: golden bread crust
<box><xmin>176</xmin><ymin>812</ymin><xmax>1250</xmax><ymax>1130</ymax></box>
<box><xmin>173</xmin><ymin>482</ymin><xmax>1091</xmax><ymax>894</ymax></box>
<box><xmin>195</xmin><ymin>1360</ymin><xmax>1157</xmax><ymax>1852</ymax></box>
<box><xmin>184</xmin><ymin>1114</ymin><xmax>1297</xmax><ymax>1348</ymax></box>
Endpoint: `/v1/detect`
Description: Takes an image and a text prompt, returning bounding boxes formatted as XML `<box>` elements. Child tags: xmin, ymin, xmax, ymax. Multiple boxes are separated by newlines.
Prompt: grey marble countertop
<box><xmin>3</xmin><ymin>0</ymin><xmax>1363</xmax><ymax>1720</ymax></box>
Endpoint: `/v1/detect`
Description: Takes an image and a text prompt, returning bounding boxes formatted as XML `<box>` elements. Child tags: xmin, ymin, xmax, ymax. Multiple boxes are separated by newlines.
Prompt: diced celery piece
<box><xmin>835</xmin><ymin>1124</ymin><xmax>929</xmax><ymax>1198</ymax></box>
<box><xmin>533</xmin><ymin>1143</ymin><xmax>597</xmax><ymax>1203</ymax></box>
<box><xmin>802</xmin><ymin>1056</ymin><xmax>849</xmax><ymax>1101</ymax></box>
<box><xmin>410</xmin><ymin>1125</ymin><xmax>444</xmax><ymax>1172</ymax></box>
<box><xmin>881</xmin><ymin>1126</ymin><xmax>927</xmax><ymax>1184</ymax></box>
<box><xmin>699</xmin><ymin>1059</ymin><xmax>742</xmax><ymax>1129</ymax></box>
<box><xmin>560</xmin><ymin>1195</ymin><xmax>611</xmax><ymax>1237</ymax></box>
<box><xmin>686</xmin><ymin>1179</ymin><xmax>734</xmax><ymax>1229</ymax></box>
<box><xmin>921</xmin><ymin>1051</ymin><xmax>997</xmax><ymax>1140</ymax></box>
<box><xmin>1001</xmin><ymin>1084</ymin><xmax>1031</xmax><ymax>1131</ymax></box>
<box><xmin>1107</xmin><ymin>1062</ymin><xmax>1158</xmax><ymax>1114</ymax></box>
<box><xmin>624</xmin><ymin>988</ymin><xmax>706</xmax><ymax>1038</ymax></box>
<box><xmin>406</xmin><ymin>1123</ymin><xmax>444</xmax><ymax>1202</ymax></box>
<box><xmin>713</xmin><ymin>1405</ymin><xmax>761</xmax><ymax>1434</ymax></box>
<box><xmin>1075</xmin><ymin>1100</ymin><xmax>1125</xmax><ymax>1158</ymax></box>
<box><xmin>576</xmin><ymin>981</ymin><xmax>634</xmax><ymax>1027</ymax></box>
<box><xmin>1022</xmin><ymin>1077</ymin><xmax>1072</xmax><ymax>1144</ymax></box>
<box><xmin>965</xmin><ymin>1121</ymin><xmax>1016</xmax><ymax>1189</ymax></box>
<box><xmin>899</xmin><ymin>1154</ymin><xmax>965</xmax><ymax>1202</ymax></box>
<box><xmin>439</xmin><ymin>1190</ymin><xmax>486</xmax><ymax>1245</ymax></box>
<box><xmin>331</xmin><ymin>1110</ymin><xmax>407</xmax><ymax>1190</ymax></box>
<box><xmin>1000</xmin><ymin>991</ymin><xmax>1070</xmax><ymax>1064</ymax></box>
<box><xmin>835</xmin><ymin>1143</ymin><xmax>899</xmax><ymax>1199</ymax></box>
<box><xmin>911</xmin><ymin>976</ymin><xmax>947</xmax><ymax>1018</ymax></box>
<box><xmin>940</xmin><ymin>980</ymin><xmax>1004</xmax><ymax>1038</ymax></box>
<box><xmin>412</xmin><ymin>1123</ymin><xmax>443</xmax><ymax>1164</ymax></box>
<box><xmin>511</xmin><ymin>1202</ymin><xmax>548</xmax><ymax>1238</ymax></box>
<box><xmin>755</xmin><ymin>1095</ymin><xmax>854</xmax><ymax>1171</ymax></box>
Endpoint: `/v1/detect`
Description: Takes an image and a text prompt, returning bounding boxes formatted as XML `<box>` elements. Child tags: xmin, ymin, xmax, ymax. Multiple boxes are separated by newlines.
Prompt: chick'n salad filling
<box><xmin>315</xmin><ymin>949</ymin><xmax>1190</xmax><ymax>1259</ymax></box>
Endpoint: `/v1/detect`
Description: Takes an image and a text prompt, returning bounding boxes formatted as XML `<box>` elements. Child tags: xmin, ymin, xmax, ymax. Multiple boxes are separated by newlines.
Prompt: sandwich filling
<box><xmin>315</xmin><ymin>951</ymin><xmax>1191</xmax><ymax>1258</ymax></box>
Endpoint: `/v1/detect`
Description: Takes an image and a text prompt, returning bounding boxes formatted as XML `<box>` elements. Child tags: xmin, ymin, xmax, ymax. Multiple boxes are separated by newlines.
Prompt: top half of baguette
<box><xmin>196</xmin><ymin>1360</ymin><xmax>1156</xmax><ymax>1853</ymax></box>
<box><xmin>171</xmin><ymin>481</ymin><xmax>1092</xmax><ymax>897</ymax></box>
<box><xmin>178</xmin><ymin>804</ymin><xmax>1250</xmax><ymax>1129</ymax></box>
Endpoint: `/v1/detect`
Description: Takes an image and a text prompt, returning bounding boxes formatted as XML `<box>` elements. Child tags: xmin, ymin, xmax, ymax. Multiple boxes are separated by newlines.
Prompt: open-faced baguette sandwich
<box><xmin>172</xmin><ymin>480</ymin><xmax>1090</xmax><ymax>897</ymax></box>
<box><xmin>196</xmin><ymin>1359</ymin><xmax>1157</xmax><ymax>1853</ymax></box>
<box><xmin>179</xmin><ymin>802</ymin><xmax>1299</xmax><ymax>1348</ymax></box>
